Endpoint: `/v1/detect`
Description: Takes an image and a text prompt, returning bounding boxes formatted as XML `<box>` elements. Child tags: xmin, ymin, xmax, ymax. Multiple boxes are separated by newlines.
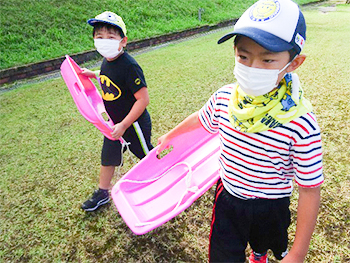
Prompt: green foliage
<box><xmin>0</xmin><ymin>0</ymin><xmax>318</xmax><ymax>69</ymax></box>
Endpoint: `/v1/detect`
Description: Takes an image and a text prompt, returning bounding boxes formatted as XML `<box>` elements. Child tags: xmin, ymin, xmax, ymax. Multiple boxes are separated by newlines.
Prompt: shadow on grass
<box><xmin>76</xmin><ymin>196</ymin><xmax>210</xmax><ymax>262</ymax></box>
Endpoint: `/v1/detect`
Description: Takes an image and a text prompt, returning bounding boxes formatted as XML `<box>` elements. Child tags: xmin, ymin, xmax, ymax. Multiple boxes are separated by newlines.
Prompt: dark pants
<box><xmin>101</xmin><ymin>111</ymin><xmax>153</xmax><ymax>166</ymax></box>
<box><xmin>209</xmin><ymin>179</ymin><xmax>290</xmax><ymax>262</ymax></box>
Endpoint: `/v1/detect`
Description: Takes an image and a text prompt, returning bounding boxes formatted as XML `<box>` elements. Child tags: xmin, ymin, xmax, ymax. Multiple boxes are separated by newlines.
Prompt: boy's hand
<box><xmin>156</xmin><ymin>134</ymin><xmax>171</xmax><ymax>155</ymax></box>
<box><xmin>79</xmin><ymin>68</ymin><xmax>96</xmax><ymax>78</ymax></box>
<box><xmin>156</xmin><ymin>111</ymin><xmax>201</xmax><ymax>156</ymax></box>
<box><xmin>281</xmin><ymin>253</ymin><xmax>304</xmax><ymax>263</ymax></box>
<box><xmin>111</xmin><ymin>123</ymin><xmax>127</xmax><ymax>140</ymax></box>
<box><xmin>282</xmin><ymin>186</ymin><xmax>321</xmax><ymax>263</ymax></box>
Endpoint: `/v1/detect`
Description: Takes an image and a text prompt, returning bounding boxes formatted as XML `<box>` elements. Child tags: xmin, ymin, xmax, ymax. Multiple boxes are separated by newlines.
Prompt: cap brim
<box><xmin>218</xmin><ymin>27</ymin><xmax>293</xmax><ymax>53</ymax></box>
<box><xmin>87</xmin><ymin>19</ymin><xmax>125</xmax><ymax>37</ymax></box>
<box><xmin>87</xmin><ymin>18</ymin><xmax>118</xmax><ymax>28</ymax></box>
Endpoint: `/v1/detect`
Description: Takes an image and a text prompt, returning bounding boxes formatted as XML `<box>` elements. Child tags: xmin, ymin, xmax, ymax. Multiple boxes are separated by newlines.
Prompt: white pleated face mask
<box><xmin>233</xmin><ymin>59</ymin><xmax>292</xmax><ymax>96</ymax></box>
<box><xmin>94</xmin><ymin>39</ymin><xmax>123</xmax><ymax>59</ymax></box>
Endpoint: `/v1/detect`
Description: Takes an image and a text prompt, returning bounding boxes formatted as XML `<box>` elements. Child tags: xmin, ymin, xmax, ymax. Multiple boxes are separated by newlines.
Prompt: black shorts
<box><xmin>101</xmin><ymin>111</ymin><xmax>153</xmax><ymax>166</ymax></box>
<box><xmin>209</xmin><ymin>179</ymin><xmax>291</xmax><ymax>262</ymax></box>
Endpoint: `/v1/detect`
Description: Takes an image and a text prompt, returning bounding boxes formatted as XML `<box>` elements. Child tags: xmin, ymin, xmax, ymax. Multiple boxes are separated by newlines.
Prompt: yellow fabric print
<box><xmin>134</xmin><ymin>78</ymin><xmax>141</xmax><ymax>85</ymax></box>
<box><xmin>228</xmin><ymin>73</ymin><xmax>313</xmax><ymax>133</ymax></box>
<box><xmin>100</xmin><ymin>75</ymin><xmax>122</xmax><ymax>101</ymax></box>
<box><xmin>103</xmin><ymin>92</ymin><xmax>118</xmax><ymax>101</ymax></box>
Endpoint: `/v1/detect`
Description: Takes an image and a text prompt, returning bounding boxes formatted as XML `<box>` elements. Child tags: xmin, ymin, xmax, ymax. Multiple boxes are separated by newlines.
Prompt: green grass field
<box><xmin>1</xmin><ymin>3</ymin><xmax>349</xmax><ymax>263</ymax></box>
<box><xmin>0</xmin><ymin>0</ymin><xmax>317</xmax><ymax>70</ymax></box>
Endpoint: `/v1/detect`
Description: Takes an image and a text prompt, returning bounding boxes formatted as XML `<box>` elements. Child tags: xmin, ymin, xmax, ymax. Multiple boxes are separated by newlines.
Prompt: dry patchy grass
<box><xmin>1</xmin><ymin>4</ymin><xmax>349</xmax><ymax>263</ymax></box>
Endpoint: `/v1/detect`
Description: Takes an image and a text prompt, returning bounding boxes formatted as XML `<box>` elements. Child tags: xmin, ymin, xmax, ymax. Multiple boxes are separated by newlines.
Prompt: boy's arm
<box><xmin>79</xmin><ymin>68</ymin><xmax>100</xmax><ymax>79</ymax></box>
<box><xmin>111</xmin><ymin>87</ymin><xmax>149</xmax><ymax>139</ymax></box>
<box><xmin>282</xmin><ymin>185</ymin><xmax>321</xmax><ymax>263</ymax></box>
<box><xmin>156</xmin><ymin>111</ymin><xmax>201</xmax><ymax>155</ymax></box>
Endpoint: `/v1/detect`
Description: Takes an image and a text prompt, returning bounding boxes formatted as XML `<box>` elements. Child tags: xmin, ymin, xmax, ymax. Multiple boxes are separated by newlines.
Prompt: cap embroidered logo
<box><xmin>250</xmin><ymin>0</ymin><xmax>280</xmax><ymax>22</ymax></box>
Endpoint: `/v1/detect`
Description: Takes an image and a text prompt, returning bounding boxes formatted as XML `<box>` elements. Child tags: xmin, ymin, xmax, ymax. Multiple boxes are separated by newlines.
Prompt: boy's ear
<box><xmin>287</xmin><ymin>54</ymin><xmax>306</xmax><ymax>72</ymax></box>
<box><xmin>121</xmin><ymin>37</ymin><xmax>128</xmax><ymax>47</ymax></box>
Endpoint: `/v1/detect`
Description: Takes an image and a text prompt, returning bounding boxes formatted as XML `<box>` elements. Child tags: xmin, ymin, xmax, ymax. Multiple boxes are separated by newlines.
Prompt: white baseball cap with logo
<box><xmin>88</xmin><ymin>11</ymin><xmax>127</xmax><ymax>38</ymax></box>
<box><xmin>218</xmin><ymin>0</ymin><xmax>306</xmax><ymax>54</ymax></box>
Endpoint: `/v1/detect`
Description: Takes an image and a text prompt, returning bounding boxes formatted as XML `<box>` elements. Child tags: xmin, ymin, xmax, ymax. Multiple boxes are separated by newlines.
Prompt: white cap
<box><xmin>218</xmin><ymin>0</ymin><xmax>306</xmax><ymax>54</ymax></box>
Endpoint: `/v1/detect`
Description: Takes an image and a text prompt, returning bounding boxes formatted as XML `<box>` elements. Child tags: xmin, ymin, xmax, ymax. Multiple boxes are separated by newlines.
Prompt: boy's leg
<box><xmin>249</xmin><ymin>197</ymin><xmax>290</xmax><ymax>260</ymax></box>
<box><xmin>209</xmin><ymin>180</ymin><xmax>249</xmax><ymax>262</ymax></box>
<box><xmin>82</xmin><ymin>111</ymin><xmax>152</xmax><ymax>212</ymax></box>
<box><xmin>99</xmin><ymin>165</ymin><xmax>115</xmax><ymax>190</ymax></box>
<box><xmin>81</xmin><ymin>137</ymin><xmax>122</xmax><ymax>211</ymax></box>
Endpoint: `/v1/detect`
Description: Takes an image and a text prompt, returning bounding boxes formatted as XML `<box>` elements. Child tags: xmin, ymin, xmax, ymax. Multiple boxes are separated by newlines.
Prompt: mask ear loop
<box><xmin>281</xmin><ymin>55</ymin><xmax>298</xmax><ymax>74</ymax></box>
<box><xmin>117</xmin><ymin>38</ymin><xmax>124</xmax><ymax>52</ymax></box>
<box><xmin>278</xmin><ymin>54</ymin><xmax>298</xmax><ymax>83</ymax></box>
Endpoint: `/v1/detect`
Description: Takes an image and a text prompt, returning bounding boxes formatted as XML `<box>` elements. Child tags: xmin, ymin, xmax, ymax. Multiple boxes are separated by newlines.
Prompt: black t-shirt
<box><xmin>99</xmin><ymin>52</ymin><xmax>147</xmax><ymax>123</ymax></box>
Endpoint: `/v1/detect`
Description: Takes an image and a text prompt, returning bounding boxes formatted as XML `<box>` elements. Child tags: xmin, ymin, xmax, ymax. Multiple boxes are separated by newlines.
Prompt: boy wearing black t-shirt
<box><xmin>80</xmin><ymin>11</ymin><xmax>153</xmax><ymax>211</ymax></box>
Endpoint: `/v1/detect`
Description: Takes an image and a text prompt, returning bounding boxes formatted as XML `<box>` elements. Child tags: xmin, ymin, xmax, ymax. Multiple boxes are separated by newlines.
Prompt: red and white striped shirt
<box><xmin>199</xmin><ymin>84</ymin><xmax>324</xmax><ymax>200</ymax></box>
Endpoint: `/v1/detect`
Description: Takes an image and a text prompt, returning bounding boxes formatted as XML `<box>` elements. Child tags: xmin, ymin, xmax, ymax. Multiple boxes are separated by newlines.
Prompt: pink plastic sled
<box><xmin>60</xmin><ymin>55</ymin><xmax>121</xmax><ymax>142</ymax></box>
<box><xmin>111</xmin><ymin>126</ymin><xmax>220</xmax><ymax>235</ymax></box>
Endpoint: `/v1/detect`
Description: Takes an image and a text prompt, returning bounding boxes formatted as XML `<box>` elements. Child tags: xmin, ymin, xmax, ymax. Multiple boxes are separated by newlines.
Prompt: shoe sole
<box><xmin>82</xmin><ymin>197</ymin><xmax>111</xmax><ymax>212</ymax></box>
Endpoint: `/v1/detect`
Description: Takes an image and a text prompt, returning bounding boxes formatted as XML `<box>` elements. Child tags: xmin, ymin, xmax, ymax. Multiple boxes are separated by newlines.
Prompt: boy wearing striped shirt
<box><xmin>157</xmin><ymin>0</ymin><xmax>323</xmax><ymax>262</ymax></box>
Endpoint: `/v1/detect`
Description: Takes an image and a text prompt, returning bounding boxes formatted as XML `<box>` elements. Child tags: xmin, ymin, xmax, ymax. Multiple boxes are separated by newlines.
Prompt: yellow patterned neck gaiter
<box><xmin>228</xmin><ymin>73</ymin><xmax>313</xmax><ymax>133</ymax></box>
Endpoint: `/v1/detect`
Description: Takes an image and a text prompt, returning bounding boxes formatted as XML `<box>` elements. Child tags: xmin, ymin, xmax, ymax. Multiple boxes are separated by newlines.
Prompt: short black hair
<box><xmin>287</xmin><ymin>49</ymin><xmax>298</xmax><ymax>61</ymax></box>
<box><xmin>92</xmin><ymin>22</ymin><xmax>124</xmax><ymax>38</ymax></box>
<box><xmin>234</xmin><ymin>35</ymin><xmax>298</xmax><ymax>61</ymax></box>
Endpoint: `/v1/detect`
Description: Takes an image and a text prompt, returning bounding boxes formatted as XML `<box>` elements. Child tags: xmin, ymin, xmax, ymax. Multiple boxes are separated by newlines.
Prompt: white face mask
<box><xmin>233</xmin><ymin>59</ymin><xmax>292</xmax><ymax>96</ymax></box>
<box><xmin>94</xmin><ymin>39</ymin><xmax>123</xmax><ymax>59</ymax></box>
